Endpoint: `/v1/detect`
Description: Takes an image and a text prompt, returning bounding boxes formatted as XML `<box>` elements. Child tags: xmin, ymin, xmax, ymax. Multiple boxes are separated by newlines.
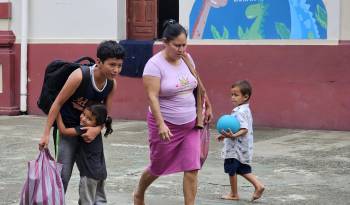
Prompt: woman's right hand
<box><xmin>158</xmin><ymin>122</ymin><xmax>173</xmax><ymax>141</ymax></box>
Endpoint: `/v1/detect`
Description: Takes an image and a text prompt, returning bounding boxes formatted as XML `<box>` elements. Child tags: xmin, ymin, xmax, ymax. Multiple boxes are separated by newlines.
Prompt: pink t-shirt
<box><xmin>143</xmin><ymin>51</ymin><xmax>198</xmax><ymax>125</ymax></box>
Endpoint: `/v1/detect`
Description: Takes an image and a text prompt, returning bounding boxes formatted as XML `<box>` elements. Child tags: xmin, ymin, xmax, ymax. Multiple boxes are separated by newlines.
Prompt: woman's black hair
<box><xmin>86</xmin><ymin>104</ymin><xmax>113</xmax><ymax>137</ymax></box>
<box><xmin>232</xmin><ymin>80</ymin><xmax>252</xmax><ymax>102</ymax></box>
<box><xmin>162</xmin><ymin>19</ymin><xmax>187</xmax><ymax>42</ymax></box>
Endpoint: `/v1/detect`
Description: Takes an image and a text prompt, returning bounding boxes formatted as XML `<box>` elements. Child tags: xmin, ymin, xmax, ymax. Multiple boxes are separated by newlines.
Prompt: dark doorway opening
<box><xmin>158</xmin><ymin>0</ymin><xmax>179</xmax><ymax>39</ymax></box>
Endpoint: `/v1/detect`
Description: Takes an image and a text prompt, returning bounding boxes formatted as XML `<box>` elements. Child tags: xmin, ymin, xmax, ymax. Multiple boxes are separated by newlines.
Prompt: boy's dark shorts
<box><xmin>224</xmin><ymin>158</ymin><xmax>252</xmax><ymax>176</ymax></box>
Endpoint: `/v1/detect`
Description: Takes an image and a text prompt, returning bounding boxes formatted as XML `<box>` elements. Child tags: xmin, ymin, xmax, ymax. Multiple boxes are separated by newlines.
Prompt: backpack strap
<box><xmin>76</xmin><ymin>56</ymin><xmax>95</xmax><ymax>89</ymax></box>
<box><xmin>78</xmin><ymin>65</ymin><xmax>91</xmax><ymax>92</ymax></box>
<box><xmin>74</xmin><ymin>56</ymin><xmax>95</xmax><ymax>65</ymax></box>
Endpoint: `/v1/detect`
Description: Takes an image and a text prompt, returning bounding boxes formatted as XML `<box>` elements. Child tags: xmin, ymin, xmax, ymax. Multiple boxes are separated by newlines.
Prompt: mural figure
<box><xmin>237</xmin><ymin>3</ymin><xmax>267</xmax><ymax>40</ymax></box>
<box><xmin>288</xmin><ymin>0</ymin><xmax>320</xmax><ymax>39</ymax></box>
<box><xmin>192</xmin><ymin>0</ymin><xmax>228</xmax><ymax>39</ymax></box>
<box><xmin>190</xmin><ymin>0</ymin><xmax>328</xmax><ymax>40</ymax></box>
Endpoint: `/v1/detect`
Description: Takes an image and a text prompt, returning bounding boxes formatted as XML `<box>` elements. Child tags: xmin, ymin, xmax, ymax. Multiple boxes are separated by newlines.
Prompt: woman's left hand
<box><xmin>204</xmin><ymin>107</ymin><xmax>213</xmax><ymax>124</ymax></box>
<box><xmin>81</xmin><ymin>126</ymin><xmax>102</xmax><ymax>143</ymax></box>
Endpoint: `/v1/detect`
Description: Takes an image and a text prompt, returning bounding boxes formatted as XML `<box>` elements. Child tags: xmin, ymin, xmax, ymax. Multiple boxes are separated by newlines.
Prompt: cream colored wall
<box><xmin>10</xmin><ymin>0</ymin><xmax>120</xmax><ymax>43</ymax></box>
<box><xmin>117</xmin><ymin>0</ymin><xmax>127</xmax><ymax>40</ymax></box>
<box><xmin>323</xmin><ymin>0</ymin><xmax>340</xmax><ymax>40</ymax></box>
<box><xmin>0</xmin><ymin>19</ymin><xmax>10</xmax><ymax>30</ymax></box>
<box><xmin>340</xmin><ymin>0</ymin><xmax>350</xmax><ymax>40</ymax></box>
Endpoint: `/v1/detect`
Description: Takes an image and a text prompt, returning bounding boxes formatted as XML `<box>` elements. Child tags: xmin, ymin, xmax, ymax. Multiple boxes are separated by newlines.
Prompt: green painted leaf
<box><xmin>222</xmin><ymin>26</ymin><xmax>229</xmax><ymax>39</ymax></box>
<box><xmin>238</xmin><ymin>26</ymin><xmax>244</xmax><ymax>39</ymax></box>
<box><xmin>316</xmin><ymin>4</ymin><xmax>327</xmax><ymax>29</ymax></box>
<box><xmin>211</xmin><ymin>25</ymin><xmax>221</xmax><ymax>39</ymax></box>
<box><xmin>308</xmin><ymin>31</ymin><xmax>315</xmax><ymax>39</ymax></box>
<box><xmin>275</xmin><ymin>22</ymin><xmax>290</xmax><ymax>39</ymax></box>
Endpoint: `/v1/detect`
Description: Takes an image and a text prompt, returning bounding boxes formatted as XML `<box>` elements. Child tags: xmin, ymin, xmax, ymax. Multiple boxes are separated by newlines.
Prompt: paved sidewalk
<box><xmin>0</xmin><ymin>115</ymin><xmax>349</xmax><ymax>204</ymax></box>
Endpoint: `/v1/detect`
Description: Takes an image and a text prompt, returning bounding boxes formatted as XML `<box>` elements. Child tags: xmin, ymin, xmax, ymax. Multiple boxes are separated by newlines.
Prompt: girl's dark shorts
<box><xmin>224</xmin><ymin>158</ymin><xmax>252</xmax><ymax>176</ymax></box>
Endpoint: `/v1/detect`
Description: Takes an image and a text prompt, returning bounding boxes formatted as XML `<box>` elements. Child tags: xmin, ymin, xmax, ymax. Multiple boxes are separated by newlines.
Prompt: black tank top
<box><xmin>60</xmin><ymin>66</ymin><xmax>113</xmax><ymax>127</ymax></box>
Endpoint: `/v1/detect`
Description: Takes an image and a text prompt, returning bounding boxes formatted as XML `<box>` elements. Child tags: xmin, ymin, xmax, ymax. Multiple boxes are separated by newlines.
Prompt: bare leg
<box><xmin>221</xmin><ymin>175</ymin><xmax>239</xmax><ymax>200</ymax></box>
<box><xmin>133</xmin><ymin>169</ymin><xmax>159</xmax><ymax>205</ymax></box>
<box><xmin>241</xmin><ymin>173</ymin><xmax>265</xmax><ymax>201</ymax></box>
<box><xmin>183</xmin><ymin>170</ymin><xmax>198</xmax><ymax>205</ymax></box>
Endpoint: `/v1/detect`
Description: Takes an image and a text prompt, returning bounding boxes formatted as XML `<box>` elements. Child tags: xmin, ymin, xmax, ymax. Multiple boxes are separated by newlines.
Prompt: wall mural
<box><xmin>189</xmin><ymin>0</ymin><xmax>328</xmax><ymax>40</ymax></box>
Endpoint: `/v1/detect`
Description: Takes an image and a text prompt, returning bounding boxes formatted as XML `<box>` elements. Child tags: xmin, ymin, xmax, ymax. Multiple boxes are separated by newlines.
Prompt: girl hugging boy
<box><xmin>57</xmin><ymin>103</ymin><xmax>112</xmax><ymax>204</ymax></box>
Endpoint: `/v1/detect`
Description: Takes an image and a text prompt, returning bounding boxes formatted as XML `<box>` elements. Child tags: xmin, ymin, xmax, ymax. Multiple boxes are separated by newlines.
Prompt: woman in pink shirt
<box><xmin>133</xmin><ymin>20</ymin><xmax>213</xmax><ymax>205</ymax></box>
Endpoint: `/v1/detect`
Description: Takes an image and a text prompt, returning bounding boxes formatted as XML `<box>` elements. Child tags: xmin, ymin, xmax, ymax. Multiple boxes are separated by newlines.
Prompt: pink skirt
<box><xmin>147</xmin><ymin>112</ymin><xmax>201</xmax><ymax>176</ymax></box>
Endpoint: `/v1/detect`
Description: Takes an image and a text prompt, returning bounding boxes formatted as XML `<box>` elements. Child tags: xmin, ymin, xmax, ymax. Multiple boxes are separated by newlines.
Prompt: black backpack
<box><xmin>37</xmin><ymin>56</ymin><xmax>95</xmax><ymax>114</ymax></box>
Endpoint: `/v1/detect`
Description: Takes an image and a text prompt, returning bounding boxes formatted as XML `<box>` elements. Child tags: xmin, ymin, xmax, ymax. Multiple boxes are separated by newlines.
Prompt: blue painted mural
<box><xmin>189</xmin><ymin>0</ymin><xmax>328</xmax><ymax>40</ymax></box>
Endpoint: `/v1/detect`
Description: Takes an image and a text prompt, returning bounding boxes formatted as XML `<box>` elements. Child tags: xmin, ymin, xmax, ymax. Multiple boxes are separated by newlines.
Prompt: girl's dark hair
<box><xmin>86</xmin><ymin>104</ymin><xmax>113</xmax><ymax>137</ymax></box>
<box><xmin>232</xmin><ymin>80</ymin><xmax>252</xmax><ymax>102</ymax></box>
<box><xmin>162</xmin><ymin>19</ymin><xmax>187</xmax><ymax>42</ymax></box>
<box><xmin>97</xmin><ymin>40</ymin><xmax>125</xmax><ymax>63</ymax></box>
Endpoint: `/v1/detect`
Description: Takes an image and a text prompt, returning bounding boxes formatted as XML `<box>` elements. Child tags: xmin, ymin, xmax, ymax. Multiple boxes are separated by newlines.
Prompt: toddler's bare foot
<box><xmin>133</xmin><ymin>191</ymin><xmax>145</xmax><ymax>205</ymax></box>
<box><xmin>221</xmin><ymin>193</ymin><xmax>240</xmax><ymax>200</ymax></box>
<box><xmin>251</xmin><ymin>186</ymin><xmax>265</xmax><ymax>201</ymax></box>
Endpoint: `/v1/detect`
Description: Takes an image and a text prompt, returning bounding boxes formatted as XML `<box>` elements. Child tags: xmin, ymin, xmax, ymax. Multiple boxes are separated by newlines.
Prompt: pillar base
<box><xmin>0</xmin><ymin>30</ymin><xmax>18</xmax><ymax>116</ymax></box>
<box><xmin>0</xmin><ymin>106</ymin><xmax>20</xmax><ymax>115</ymax></box>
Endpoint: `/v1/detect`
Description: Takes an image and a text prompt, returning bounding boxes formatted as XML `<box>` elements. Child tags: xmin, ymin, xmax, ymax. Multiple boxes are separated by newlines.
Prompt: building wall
<box><xmin>10</xmin><ymin>0</ymin><xmax>122</xmax><ymax>43</ymax></box>
<box><xmin>8</xmin><ymin>0</ymin><xmax>348</xmax><ymax>42</ymax></box>
<box><xmin>16</xmin><ymin>44</ymin><xmax>149</xmax><ymax>120</ymax></box>
<box><xmin>2</xmin><ymin>0</ymin><xmax>350</xmax><ymax>130</ymax></box>
<box><xmin>20</xmin><ymin>42</ymin><xmax>350</xmax><ymax>131</ymax></box>
<box><xmin>181</xmin><ymin>0</ymin><xmax>341</xmax><ymax>41</ymax></box>
<box><xmin>340</xmin><ymin>0</ymin><xmax>350</xmax><ymax>40</ymax></box>
<box><xmin>180</xmin><ymin>44</ymin><xmax>350</xmax><ymax>130</ymax></box>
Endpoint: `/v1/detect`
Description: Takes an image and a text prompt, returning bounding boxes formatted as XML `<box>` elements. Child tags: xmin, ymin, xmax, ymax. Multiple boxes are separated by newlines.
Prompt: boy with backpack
<box><xmin>38</xmin><ymin>40</ymin><xmax>125</xmax><ymax>192</ymax></box>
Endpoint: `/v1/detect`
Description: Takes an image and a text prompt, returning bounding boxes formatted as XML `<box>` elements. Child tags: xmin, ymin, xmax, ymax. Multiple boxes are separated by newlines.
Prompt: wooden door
<box><xmin>127</xmin><ymin>0</ymin><xmax>157</xmax><ymax>40</ymax></box>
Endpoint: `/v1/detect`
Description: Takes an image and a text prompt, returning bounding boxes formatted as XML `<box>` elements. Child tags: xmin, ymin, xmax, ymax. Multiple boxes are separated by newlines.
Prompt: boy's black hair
<box><xmin>232</xmin><ymin>80</ymin><xmax>252</xmax><ymax>102</ymax></box>
<box><xmin>86</xmin><ymin>103</ymin><xmax>113</xmax><ymax>137</ymax></box>
<box><xmin>162</xmin><ymin>19</ymin><xmax>187</xmax><ymax>42</ymax></box>
<box><xmin>97</xmin><ymin>40</ymin><xmax>125</xmax><ymax>63</ymax></box>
